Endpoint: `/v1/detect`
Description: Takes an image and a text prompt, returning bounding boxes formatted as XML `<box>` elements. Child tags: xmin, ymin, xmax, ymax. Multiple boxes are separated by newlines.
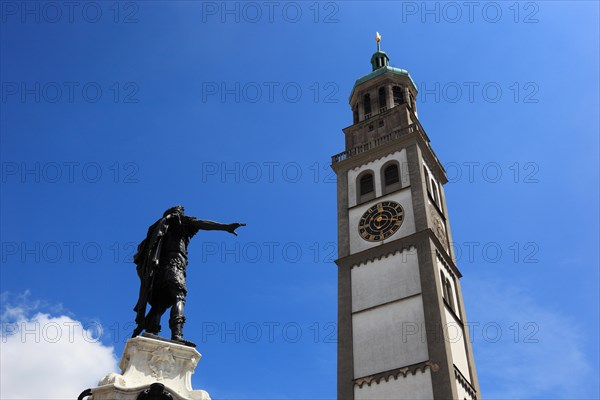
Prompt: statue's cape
<box><xmin>132</xmin><ymin>215</ymin><xmax>171</xmax><ymax>322</ymax></box>
<box><xmin>134</xmin><ymin>217</ymin><xmax>168</xmax><ymax>270</ymax></box>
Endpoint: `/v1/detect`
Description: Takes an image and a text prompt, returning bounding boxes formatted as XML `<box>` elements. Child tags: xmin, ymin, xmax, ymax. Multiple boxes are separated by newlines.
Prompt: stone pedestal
<box><xmin>85</xmin><ymin>335</ymin><xmax>211</xmax><ymax>400</ymax></box>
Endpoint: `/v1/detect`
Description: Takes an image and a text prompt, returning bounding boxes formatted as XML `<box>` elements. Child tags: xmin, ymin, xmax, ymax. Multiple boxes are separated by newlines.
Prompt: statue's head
<box><xmin>163</xmin><ymin>205</ymin><xmax>184</xmax><ymax>217</ymax></box>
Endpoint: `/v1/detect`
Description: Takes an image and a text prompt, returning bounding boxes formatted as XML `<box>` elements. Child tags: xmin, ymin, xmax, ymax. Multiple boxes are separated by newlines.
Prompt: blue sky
<box><xmin>1</xmin><ymin>1</ymin><xmax>599</xmax><ymax>399</ymax></box>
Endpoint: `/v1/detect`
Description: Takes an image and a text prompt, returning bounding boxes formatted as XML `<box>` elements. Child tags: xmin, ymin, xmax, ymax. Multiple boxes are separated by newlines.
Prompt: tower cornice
<box><xmin>335</xmin><ymin>229</ymin><xmax>463</xmax><ymax>278</ymax></box>
<box><xmin>331</xmin><ymin>117</ymin><xmax>447</xmax><ymax>185</ymax></box>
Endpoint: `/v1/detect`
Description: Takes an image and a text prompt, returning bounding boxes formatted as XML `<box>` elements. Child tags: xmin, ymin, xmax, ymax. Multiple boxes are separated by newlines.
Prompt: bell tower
<box><xmin>332</xmin><ymin>34</ymin><xmax>481</xmax><ymax>400</ymax></box>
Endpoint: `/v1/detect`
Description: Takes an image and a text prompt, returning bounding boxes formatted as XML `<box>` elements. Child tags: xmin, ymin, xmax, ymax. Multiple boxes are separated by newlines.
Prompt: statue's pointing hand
<box><xmin>227</xmin><ymin>223</ymin><xmax>246</xmax><ymax>236</ymax></box>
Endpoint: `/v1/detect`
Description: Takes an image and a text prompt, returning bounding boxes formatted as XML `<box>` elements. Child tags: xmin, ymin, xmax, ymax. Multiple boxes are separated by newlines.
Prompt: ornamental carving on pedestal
<box><xmin>149</xmin><ymin>346</ymin><xmax>175</xmax><ymax>380</ymax></box>
<box><xmin>98</xmin><ymin>372</ymin><xmax>126</xmax><ymax>387</ymax></box>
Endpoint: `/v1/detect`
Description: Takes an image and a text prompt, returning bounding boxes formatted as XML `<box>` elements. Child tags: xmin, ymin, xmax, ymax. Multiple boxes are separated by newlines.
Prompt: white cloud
<box><xmin>465</xmin><ymin>280</ymin><xmax>598</xmax><ymax>399</ymax></box>
<box><xmin>1</xmin><ymin>294</ymin><xmax>118</xmax><ymax>400</ymax></box>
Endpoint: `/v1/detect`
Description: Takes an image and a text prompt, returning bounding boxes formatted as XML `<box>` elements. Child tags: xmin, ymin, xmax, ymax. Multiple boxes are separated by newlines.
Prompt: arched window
<box><xmin>445</xmin><ymin>278</ymin><xmax>455</xmax><ymax>312</ymax></box>
<box><xmin>431</xmin><ymin>179</ymin><xmax>439</xmax><ymax>204</ymax></box>
<box><xmin>384</xmin><ymin>164</ymin><xmax>399</xmax><ymax>186</ymax></box>
<box><xmin>363</xmin><ymin>93</ymin><xmax>372</xmax><ymax>117</ymax></box>
<box><xmin>381</xmin><ymin>162</ymin><xmax>401</xmax><ymax>194</ymax></box>
<box><xmin>441</xmin><ymin>271</ymin><xmax>448</xmax><ymax>300</ymax></box>
<box><xmin>358</xmin><ymin>172</ymin><xmax>375</xmax><ymax>203</ymax></box>
<box><xmin>393</xmin><ymin>86</ymin><xmax>404</xmax><ymax>105</ymax></box>
<box><xmin>378</xmin><ymin>87</ymin><xmax>387</xmax><ymax>111</ymax></box>
<box><xmin>360</xmin><ymin>173</ymin><xmax>374</xmax><ymax>196</ymax></box>
<box><xmin>353</xmin><ymin>105</ymin><xmax>359</xmax><ymax>124</ymax></box>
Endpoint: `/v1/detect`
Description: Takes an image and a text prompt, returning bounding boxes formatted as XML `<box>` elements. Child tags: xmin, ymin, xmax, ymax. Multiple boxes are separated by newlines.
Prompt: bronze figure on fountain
<box><xmin>132</xmin><ymin>205</ymin><xmax>245</xmax><ymax>346</ymax></box>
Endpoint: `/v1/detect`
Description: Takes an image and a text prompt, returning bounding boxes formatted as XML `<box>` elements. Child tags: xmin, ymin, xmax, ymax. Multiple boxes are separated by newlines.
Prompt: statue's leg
<box><xmin>169</xmin><ymin>293</ymin><xmax>186</xmax><ymax>341</ymax></box>
<box><xmin>145</xmin><ymin>303</ymin><xmax>168</xmax><ymax>335</ymax></box>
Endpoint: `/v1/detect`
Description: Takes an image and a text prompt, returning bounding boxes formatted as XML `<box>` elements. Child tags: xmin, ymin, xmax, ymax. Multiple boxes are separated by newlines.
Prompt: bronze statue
<box><xmin>132</xmin><ymin>205</ymin><xmax>245</xmax><ymax>345</ymax></box>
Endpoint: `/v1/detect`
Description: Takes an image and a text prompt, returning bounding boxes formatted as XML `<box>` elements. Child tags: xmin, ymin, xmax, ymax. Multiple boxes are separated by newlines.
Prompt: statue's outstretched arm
<box><xmin>189</xmin><ymin>218</ymin><xmax>246</xmax><ymax>236</ymax></box>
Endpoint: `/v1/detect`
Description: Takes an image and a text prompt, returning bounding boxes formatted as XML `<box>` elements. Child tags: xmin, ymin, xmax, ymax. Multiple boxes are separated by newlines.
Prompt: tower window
<box><xmin>378</xmin><ymin>87</ymin><xmax>387</xmax><ymax>111</ymax></box>
<box><xmin>353</xmin><ymin>105</ymin><xmax>359</xmax><ymax>124</ymax></box>
<box><xmin>441</xmin><ymin>271</ymin><xmax>448</xmax><ymax>300</ymax></box>
<box><xmin>358</xmin><ymin>172</ymin><xmax>376</xmax><ymax>203</ymax></box>
<box><xmin>393</xmin><ymin>86</ymin><xmax>404</xmax><ymax>105</ymax></box>
<box><xmin>431</xmin><ymin>179</ymin><xmax>439</xmax><ymax>204</ymax></box>
<box><xmin>441</xmin><ymin>272</ymin><xmax>456</xmax><ymax>313</ymax></box>
<box><xmin>382</xmin><ymin>162</ymin><xmax>401</xmax><ymax>194</ymax></box>
<box><xmin>384</xmin><ymin>164</ymin><xmax>399</xmax><ymax>186</ymax></box>
<box><xmin>360</xmin><ymin>173</ymin><xmax>374</xmax><ymax>196</ymax></box>
<box><xmin>363</xmin><ymin>93</ymin><xmax>372</xmax><ymax>117</ymax></box>
<box><xmin>445</xmin><ymin>278</ymin><xmax>455</xmax><ymax>312</ymax></box>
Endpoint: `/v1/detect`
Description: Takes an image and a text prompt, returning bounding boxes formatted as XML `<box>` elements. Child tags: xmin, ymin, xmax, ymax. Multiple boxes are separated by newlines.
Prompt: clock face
<box><xmin>358</xmin><ymin>201</ymin><xmax>404</xmax><ymax>242</ymax></box>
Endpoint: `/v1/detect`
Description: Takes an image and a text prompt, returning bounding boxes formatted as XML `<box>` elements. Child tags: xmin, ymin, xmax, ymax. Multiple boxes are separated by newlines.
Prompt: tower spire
<box><xmin>370</xmin><ymin>32</ymin><xmax>389</xmax><ymax>71</ymax></box>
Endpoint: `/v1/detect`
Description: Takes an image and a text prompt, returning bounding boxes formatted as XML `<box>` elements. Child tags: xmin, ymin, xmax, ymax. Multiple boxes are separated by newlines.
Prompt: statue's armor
<box><xmin>161</xmin><ymin>220</ymin><xmax>193</xmax><ymax>258</ymax></box>
<box><xmin>150</xmin><ymin>217</ymin><xmax>200</xmax><ymax>306</ymax></box>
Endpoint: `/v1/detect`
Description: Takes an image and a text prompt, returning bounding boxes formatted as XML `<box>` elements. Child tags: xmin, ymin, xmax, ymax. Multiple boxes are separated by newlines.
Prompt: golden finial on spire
<box><xmin>376</xmin><ymin>32</ymin><xmax>381</xmax><ymax>51</ymax></box>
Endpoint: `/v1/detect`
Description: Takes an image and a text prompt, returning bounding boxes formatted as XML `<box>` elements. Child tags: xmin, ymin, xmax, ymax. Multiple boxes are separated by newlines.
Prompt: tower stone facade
<box><xmin>331</xmin><ymin>40</ymin><xmax>480</xmax><ymax>400</ymax></box>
